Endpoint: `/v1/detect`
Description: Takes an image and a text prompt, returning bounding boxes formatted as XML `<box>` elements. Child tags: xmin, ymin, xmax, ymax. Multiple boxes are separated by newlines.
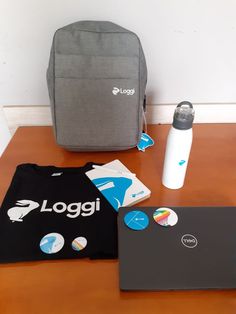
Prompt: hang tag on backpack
<box><xmin>137</xmin><ymin>132</ymin><xmax>155</xmax><ymax>152</ymax></box>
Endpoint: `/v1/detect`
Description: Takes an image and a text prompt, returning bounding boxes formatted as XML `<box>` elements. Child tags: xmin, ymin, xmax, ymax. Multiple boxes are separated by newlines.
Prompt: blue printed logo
<box><xmin>131</xmin><ymin>191</ymin><xmax>144</xmax><ymax>198</ymax></box>
<box><xmin>179</xmin><ymin>160</ymin><xmax>186</xmax><ymax>166</ymax></box>
<box><xmin>92</xmin><ymin>177</ymin><xmax>132</xmax><ymax>211</ymax></box>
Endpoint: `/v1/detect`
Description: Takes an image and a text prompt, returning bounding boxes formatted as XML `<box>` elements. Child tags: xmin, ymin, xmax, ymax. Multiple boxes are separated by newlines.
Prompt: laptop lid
<box><xmin>118</xmin><ymin>207</ymin><xmax>236</xmax><ymax>291</ymax></box>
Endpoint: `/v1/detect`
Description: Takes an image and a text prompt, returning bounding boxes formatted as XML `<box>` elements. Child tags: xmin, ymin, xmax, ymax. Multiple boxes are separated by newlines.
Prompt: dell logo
<box><xmin>112</xmin><ymin>87</ymin><xmax>135</xmax><ymax>96</ymax></box>
<box><xmin>181</xmin><ymin>234</ymin><xmax>198</xmax><ymax>248</ymax></box>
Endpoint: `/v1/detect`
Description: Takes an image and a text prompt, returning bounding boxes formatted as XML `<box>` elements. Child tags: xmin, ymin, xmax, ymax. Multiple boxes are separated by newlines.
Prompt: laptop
<box><xmin>118</xmin><ymin>206</ymin><xmax>236</xmax><ymax>291</ymax></box>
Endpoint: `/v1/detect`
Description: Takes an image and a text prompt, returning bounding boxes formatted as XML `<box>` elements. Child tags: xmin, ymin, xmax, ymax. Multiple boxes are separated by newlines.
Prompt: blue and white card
<box><xmin>85</xmin><ymin>160</ymin><xmax>151</xmax><ymax>211</ymax></box>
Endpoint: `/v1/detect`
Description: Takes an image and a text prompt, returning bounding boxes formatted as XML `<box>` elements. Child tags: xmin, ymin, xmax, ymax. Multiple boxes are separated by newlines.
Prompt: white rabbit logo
<box><xmin>7</xmin><ymin>200</ymin><xmax>40</xmax><ymax>222</ymax></box>
<box><xmin>7</xmin><ymin>199</ymin><xmax>100</xmax><ymax>221</ymax></box>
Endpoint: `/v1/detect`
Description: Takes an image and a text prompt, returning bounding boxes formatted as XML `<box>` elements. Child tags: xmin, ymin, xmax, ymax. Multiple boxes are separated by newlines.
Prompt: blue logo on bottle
<box><xmin>179</xmin><ymin>160</ymin><xmax>186</xmax><ymax>166</ymax></box>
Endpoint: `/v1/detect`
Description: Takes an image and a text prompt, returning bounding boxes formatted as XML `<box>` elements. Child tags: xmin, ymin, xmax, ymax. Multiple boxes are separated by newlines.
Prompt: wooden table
<box><xmin>0</xmin><ymin>124</ymin><xmax>236</xmax><ymax>314</ymax></box>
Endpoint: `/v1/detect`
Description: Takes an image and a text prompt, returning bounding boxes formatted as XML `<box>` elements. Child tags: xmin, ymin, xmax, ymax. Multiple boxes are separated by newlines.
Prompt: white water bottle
<box><xmin>162</xmin><ymin>101</ymin><xmax>195</xmax><ymax>189</ymax></box>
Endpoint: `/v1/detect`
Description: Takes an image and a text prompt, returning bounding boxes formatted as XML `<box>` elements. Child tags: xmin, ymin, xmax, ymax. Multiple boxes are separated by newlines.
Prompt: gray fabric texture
<box><xmin>47</xmin><ymin>21</ymin><xmax>147</xmax><ymax>151</ymax></box>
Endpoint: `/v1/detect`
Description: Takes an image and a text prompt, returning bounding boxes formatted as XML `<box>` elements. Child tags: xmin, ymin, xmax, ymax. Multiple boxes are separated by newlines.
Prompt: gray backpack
<box><xmin>47</xmin><ymin>21</ymin><xmax>147</xmax><ymax>151</ymax></box>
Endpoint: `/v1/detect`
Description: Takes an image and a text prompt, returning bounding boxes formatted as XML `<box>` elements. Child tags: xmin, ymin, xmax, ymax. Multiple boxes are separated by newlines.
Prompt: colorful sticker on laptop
<box><xmin>40</xmin><ymin>232</ymin><xmax>64</xmax><ymax>254</ymax></box>
<box><xmin>124</xmin><ymin>210</ymin><xmax>149</xmax><ymax>231</ymax></box>
<box><xmin>153</xmin><ymin>207</ymin><xmax>178</xmax><ymax>227</ymax></box>
<box><xmin>72</xmin><ymin>237</ymin><xmax>87</xmax><ymax>252</ymax></box>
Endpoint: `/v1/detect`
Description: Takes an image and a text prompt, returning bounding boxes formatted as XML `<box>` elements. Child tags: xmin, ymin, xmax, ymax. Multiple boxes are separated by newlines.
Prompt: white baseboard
<box><xmin>3</xmin><ymin>103</ymin><xmax>236</xmax><ymax>135</ymax></box>
<box><xmin>0</xmin><ymin>106</ymin><xmax>11</xmax><ymax>156</ymax></box>
<box><xmin>3</xmin><ymin>105</ymin><xmax>52</xmax><ymax>135</ymax></box>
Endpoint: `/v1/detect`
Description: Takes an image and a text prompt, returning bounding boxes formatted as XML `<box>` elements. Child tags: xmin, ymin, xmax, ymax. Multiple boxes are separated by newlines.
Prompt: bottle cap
<box><xmin>172</xmin><ymin>101</ymin><xmax>195</xmax><ymax>130</ymax></box>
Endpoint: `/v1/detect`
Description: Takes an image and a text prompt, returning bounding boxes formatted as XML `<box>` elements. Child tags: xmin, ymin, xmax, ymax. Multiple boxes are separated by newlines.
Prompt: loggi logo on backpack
<box><xmin>112</xmin><ymin>87</ymin><xmax>135</xmax><ymax>96</ymax></box>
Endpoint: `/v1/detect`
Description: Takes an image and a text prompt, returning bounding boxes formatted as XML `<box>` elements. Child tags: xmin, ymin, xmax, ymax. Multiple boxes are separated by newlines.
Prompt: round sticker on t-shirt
<box><xmin>124</xmin><ymin>210</ymin><xmax>149</xmax><ymax>231</ymax></box>
<box><xmin>72</xmin><ymin>237</ymin><xmax>87</xmax><ymax>251</ymax></box>
<box><xmin>153</xmin><ymin>207</ymin><xmax>178</xmax><ymax>227</ymax></box>
<box><xmin>40</xmin><ymin>232</ymin><xmax>64</xmax><ymax>254</ymax></box>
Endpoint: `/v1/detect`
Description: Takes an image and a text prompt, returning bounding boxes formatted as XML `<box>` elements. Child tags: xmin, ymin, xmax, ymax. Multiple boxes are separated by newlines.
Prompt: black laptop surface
<box><xmin>118</xmin><ymin>206</ymin><xmax>236</xmax><ymax>291</ymax></box>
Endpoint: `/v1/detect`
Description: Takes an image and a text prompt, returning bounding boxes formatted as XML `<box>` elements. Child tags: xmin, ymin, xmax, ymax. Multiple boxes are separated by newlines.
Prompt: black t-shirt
<box><xmin>0</xmin><ymin>163</ymin><xmax>118</xmax><ymax>263</ymax></box>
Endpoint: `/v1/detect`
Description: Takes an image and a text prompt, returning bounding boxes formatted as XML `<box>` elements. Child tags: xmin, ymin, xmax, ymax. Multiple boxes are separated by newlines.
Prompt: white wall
<box><xmin>1</xmin><ymin>0</ymin><xmax>236</xmax><ymax>106</ymax></box>
<box><xmin>0</xmin><ymin>106</ymin><xmax>11</xmax><ymax>155</ymax></box>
